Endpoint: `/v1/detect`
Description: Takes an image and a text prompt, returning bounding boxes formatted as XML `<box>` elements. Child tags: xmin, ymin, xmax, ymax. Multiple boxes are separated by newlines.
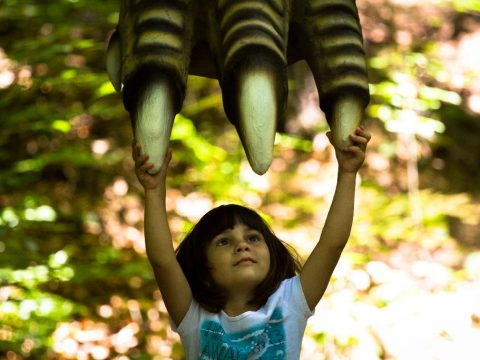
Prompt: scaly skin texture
<box><xmin>106</xmin><ymin>0</ymin><xmax>369</xmax><ymax>174</ymax></box>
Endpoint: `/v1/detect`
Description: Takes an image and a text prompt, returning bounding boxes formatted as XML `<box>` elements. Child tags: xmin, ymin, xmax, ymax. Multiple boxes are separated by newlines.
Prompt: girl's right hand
<box><xmin>132</xmin><ymin>143</ymin><xmax>172</xmax><ymax>191</ymax></box>
<box><xmin>326</xmin><ymin>127</ymin><xmax>370</xmax><ymax>173</ymax></box>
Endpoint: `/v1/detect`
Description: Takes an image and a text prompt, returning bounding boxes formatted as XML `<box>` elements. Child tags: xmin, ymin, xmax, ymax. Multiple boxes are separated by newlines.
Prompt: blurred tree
<box><xmin>1</xmin><ymin>0</ymin><xmax>480</xmax><ymax>359</ymax></box>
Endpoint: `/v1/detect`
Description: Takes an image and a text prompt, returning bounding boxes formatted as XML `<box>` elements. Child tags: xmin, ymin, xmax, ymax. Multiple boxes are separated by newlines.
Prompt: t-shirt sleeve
<box><xmin>171</xmin><ymin>298</ymin><xmax>199</xmax><ymax>335</ymax></box>
<box><xmin>170</xmin><ymin>299</ymin><xmax>202</xmax><ymax>359</ymax></box>
<box><xmin>284</xmin><ymin>276</ymin><xmax>314</xmax><ymax>319</ymax></box>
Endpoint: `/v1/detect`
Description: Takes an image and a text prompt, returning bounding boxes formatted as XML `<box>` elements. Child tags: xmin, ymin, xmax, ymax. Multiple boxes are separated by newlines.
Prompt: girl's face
<box><xmin>205</xmin><ymin>221</ymin><xmax>270</xmax><ymax>295</ymax></box>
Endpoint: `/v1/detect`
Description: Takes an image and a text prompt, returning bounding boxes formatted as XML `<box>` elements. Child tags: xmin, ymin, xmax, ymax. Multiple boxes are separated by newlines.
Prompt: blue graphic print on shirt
<box><xmin>199</xmin><ymin>308</ymin><xmax>286</xmax><ymax>360</ymax></box>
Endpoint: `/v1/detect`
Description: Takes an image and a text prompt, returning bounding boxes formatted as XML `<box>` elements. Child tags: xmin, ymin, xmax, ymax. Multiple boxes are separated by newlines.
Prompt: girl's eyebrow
<box><xmin>213</xmin><ymin>229</ymin><xmax>232</xmax><ymax>239</ymax></box>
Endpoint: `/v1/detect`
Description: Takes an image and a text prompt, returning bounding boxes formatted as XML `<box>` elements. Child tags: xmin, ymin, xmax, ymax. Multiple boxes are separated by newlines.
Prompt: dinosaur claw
<box><xmin>106</xmin><ymin>30</ymin><xmax>122</xmax><ymax>92</ymax></box>
<box><xmin>330</xmin><ymin>95</ymin><xmax>364</xmax><ymax>149</ymax></box>
<box><xmin>134</xmin><ymin>79</ymin><xmax>175</xmax><ymax>174</ymax></box>
<box><xmin>236</xmin><ymin>70</ymin><xmax>278</xmax><ymax>175</ymax></box>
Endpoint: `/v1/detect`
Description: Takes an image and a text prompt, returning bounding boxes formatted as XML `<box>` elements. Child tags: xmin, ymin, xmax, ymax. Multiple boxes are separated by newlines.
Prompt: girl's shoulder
<box><xmin>273</xmin><ymin>275</ymin><xmax>313</xmax><ymax>317</ymax></box>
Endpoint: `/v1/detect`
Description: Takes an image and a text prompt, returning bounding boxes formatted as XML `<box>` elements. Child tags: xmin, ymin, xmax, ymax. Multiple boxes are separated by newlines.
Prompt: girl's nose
<box><xmin>235</xmin><ymin>240</ymin><xmax>249</xmax><ymax>252</ymax></box>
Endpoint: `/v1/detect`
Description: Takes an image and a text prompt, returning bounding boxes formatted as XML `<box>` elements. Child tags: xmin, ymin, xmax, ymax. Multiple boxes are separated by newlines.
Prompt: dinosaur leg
<box><xmin>300</xmin><ymin>0</ymin><xmax>369</xmax><ymax>148</ymax></box>
<box><xmin>216</xmin><ymin>0</ymin><xmax>290</xmax><ymax>175</ymax></box>
<box><xmin>117</xmin><ymin>0</ymin><xmax>194</xmax><ymax>173</ymax></box>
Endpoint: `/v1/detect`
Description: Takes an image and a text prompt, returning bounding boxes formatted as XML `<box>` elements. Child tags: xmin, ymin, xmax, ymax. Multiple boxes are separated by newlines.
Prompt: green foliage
<box><xmin>451</xmin><ymin>0</ymin><xmax>480</xmax><ymax>12</ymax></box>
<box><xmin>1</xmin><ymin>0</ymin><xmax>479</xmax><ymax>359</ymax></box>
<box><xmin>0</xmin><ymin>253</ymin><xmax>85</xmax><ymax>354</ymax></box>
<box><xmin>368</xmin><ymin>54</ymin><xmax>459</xmax><ymax>138</ymax></box>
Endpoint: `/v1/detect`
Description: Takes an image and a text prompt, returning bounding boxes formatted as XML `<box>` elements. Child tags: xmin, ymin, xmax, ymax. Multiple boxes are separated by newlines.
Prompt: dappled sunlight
<box><xmin>0</xmin><ymin>48</ymin><xmax>15</xmax><ymax>88</ymax></box>
<box><xmin>2</xmin><ymin>0</ymin><xmax>480</xmax><ymax>358</ymax></box>
<box><xmin>289</xmin><ymin>69</ymin><xmax>326</xmax><ymax>134</ymax></box>
<box><xmin>53</xmin><ymin>321</ymin><xmax>111</xmax><ymax>359</ymax></box>
<box><xmin>291</xmin><ymin>172</ymin><xmax>480</xmax><ymax>358</ymax></box>
<box><xmin>437</xmin><ymin>29</ymin><xmax>480</xmax><ymax>88</ymax></box>
<box><xmin>101</xmin><ymin>178</ymin><xmax>148</xmax><ymax>253</ymax></box>
<box><xmin>294</xmin><ymin>158</ymin><xmax>337</xmax><ymax>198</ymax></box>
<box><xmin>52</xmin><ymin>294</ymin><xmax>181</xmax><ymax>359</ymax></box>
<box><xmin>174</xmin><ymin>192</ymin><xmax>213</xmax><ymax>222</ymax></box>
<box><xmin>275</xmin><ymin>226</ymin><xmax>319</xmax><ymax>260</ymax></box>
<box><xmin>110</xmin><ymin>322</ymin><xmax>139</xmax><ymax>353</ymax></box>
<box><xmin>0</xmin><ymin>45</ymin><xmax>33</xmax><ymax>89</ymax></box>
<box><xmin>302</xmin><ymin>248</ymin><xmax>480</xmax><ymax>359</ymax></box>
<box><xmin>70</xmin><ymin>114</ymin><xmax>94</xmax><ymax>140</ymax></box>
<box><xmin>239</xmin><ymin>160</ymin><xmax>272</xmax><ymax>193</ymax></box>
<box><xmin>91</xmin><ymin>139</ymin><xmax>111</xmax><ymax>155</ymax></box>
<box><xmin>53</xmin><ymin>321</ymin><xmax>153</xmax><ymax>359</ymax></box>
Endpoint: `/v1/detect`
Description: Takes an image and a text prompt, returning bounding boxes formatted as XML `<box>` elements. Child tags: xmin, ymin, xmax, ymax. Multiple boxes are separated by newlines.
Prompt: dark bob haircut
<box><xmin>175</xmin><ymin>204</ymin><xmax>302</xmax><ymax>313</ymax></box>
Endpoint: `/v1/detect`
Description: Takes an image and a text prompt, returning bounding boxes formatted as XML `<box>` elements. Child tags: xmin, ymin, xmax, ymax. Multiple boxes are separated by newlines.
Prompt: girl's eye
<box><xmin>247</xmin><ymin>234</ymin><xmax>261</xmax><ymax>242</ymax></box>
<box><xmin>216</xmin><ymin>238</ymin><xmax>229</xmax><ymax>246</ymax></box>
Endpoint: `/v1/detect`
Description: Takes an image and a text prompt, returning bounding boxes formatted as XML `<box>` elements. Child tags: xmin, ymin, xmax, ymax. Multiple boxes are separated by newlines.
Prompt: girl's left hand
<box><xmin>327</xmin><ymin>127</ymin><xmax>371</xmax><ymax>173</ymax></box>
<box><xmin>132</xmin><ymin>143</ymin><xmax>172</xmax><ymax>191</ymax></box>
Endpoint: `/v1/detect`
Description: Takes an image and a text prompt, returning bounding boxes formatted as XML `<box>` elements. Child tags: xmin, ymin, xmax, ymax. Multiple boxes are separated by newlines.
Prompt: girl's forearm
<box><xmin>319</xmin><ymin>169</ymin><xmax>357</xmax><ymax>247</ymax></box>
<box><xmin>144</xmin><ymin>187</ymin><xmax>176</xmax><ymax>266</ymax></box>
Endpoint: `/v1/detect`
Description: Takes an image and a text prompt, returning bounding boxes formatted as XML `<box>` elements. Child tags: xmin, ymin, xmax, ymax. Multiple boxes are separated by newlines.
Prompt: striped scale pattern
<box><xmin>119</xmin><ymin>0</ymin><xmax>193</xmax><ymax>87</ymax></box>
<box><xmin>217</xmin><ymin>0</ymin><xmax>289</xmax><ymax>69</ymax></box>
<box><xmin>303</xmin><ymin>0</ymin><xmax>369</xmax><ymax>106</ymax></box>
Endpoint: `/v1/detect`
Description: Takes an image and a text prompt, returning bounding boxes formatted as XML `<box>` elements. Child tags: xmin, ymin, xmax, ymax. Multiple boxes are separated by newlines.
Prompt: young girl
<box><xmin>133</xmin><ymin>127</ymin><xmax>370</xmax><ymax>359</ymax></box>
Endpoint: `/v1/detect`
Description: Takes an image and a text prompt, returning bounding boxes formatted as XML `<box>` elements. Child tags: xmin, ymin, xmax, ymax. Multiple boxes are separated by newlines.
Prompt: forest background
<box><xmin>1</xmin><ymin>0</ymin><xmax>480</xmax><ymax>359</ymax></box>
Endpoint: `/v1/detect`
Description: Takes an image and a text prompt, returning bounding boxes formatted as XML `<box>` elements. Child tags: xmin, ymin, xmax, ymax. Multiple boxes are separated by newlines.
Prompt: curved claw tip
<box><xmin>238</xmin><ymin>71</ymin><xmax>277</xmax><ymax>176</ymax></box>
<box><xmin>250</xmin><ymin>158</ymin><xmax>271</xmax><ymax>175</ymax></box>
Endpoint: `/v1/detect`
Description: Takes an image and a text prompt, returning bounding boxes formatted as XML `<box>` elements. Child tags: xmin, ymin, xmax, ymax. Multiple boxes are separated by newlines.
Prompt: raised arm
<box><xmin>133</xmin><ymin>144</ymin><xmax>192</xmax><ymax>325</ymax></box>
<box><xmin>300</xmin><ymin>127</ymin><xmax>370</xmax><ymax>310</ymax></box>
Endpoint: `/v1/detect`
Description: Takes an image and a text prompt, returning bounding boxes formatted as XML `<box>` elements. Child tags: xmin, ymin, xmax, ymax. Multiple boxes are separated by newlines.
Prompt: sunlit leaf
<box><xmin>275</xmin><ymin>133</ymin><xmax>313</xmax><ymax>152</ymax></box>
<box><xmin>95</xmin><ymin>81</ymin><xmax>116</xmax><ymax>97</ymax></box>
<box><xmin>49</xmin><ymin>250</ymin><xmax>68</xmax><ymax>268</ymax></box>
<box><xmin>60</xmin><ymin>69</ymin><xmax>77</xmax><ymax>80</ymax></box>
<box><xmin>419</xmin><ymin>86</ymin><xmax>462</xmax><ymax>105</ymax></box>
<box><xmin>1</xmin><ymin>207</ymin><xmax>19</xmax><ymax>227</ymax></box>
<box><xmin>74</xmin><ymin>39</ymin><xmax>96</xmax><ymax>49</ymax></box>
<box><xmin>24</xmin><ymin>205</ymin><xmax>57</xmax><ymax>222</ymax></box>
<box><xmin>51</xmin><ymin>119</ymin><xmax>71</xmax><ymax>133</ymax></box>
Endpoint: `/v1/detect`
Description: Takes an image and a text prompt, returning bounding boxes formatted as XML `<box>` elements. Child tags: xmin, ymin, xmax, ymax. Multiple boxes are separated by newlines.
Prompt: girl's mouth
<box><xmin>235</xmin><ymin>257</ymin><xmax>255</xmax><ymax>265</ymax></box>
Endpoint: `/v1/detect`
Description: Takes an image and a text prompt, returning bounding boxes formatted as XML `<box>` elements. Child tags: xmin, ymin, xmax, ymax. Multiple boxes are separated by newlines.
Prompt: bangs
<box><xmin>194</xmin><ymin>204</ymin><xmax>269</xmax><ymax>244</ymax></box>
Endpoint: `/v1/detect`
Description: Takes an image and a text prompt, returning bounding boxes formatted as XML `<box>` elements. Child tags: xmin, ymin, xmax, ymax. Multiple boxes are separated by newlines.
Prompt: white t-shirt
<box><xmin>173</xmin><ymin>275</ymin><xmax>314</xmax><ymax>360</ymax></box>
